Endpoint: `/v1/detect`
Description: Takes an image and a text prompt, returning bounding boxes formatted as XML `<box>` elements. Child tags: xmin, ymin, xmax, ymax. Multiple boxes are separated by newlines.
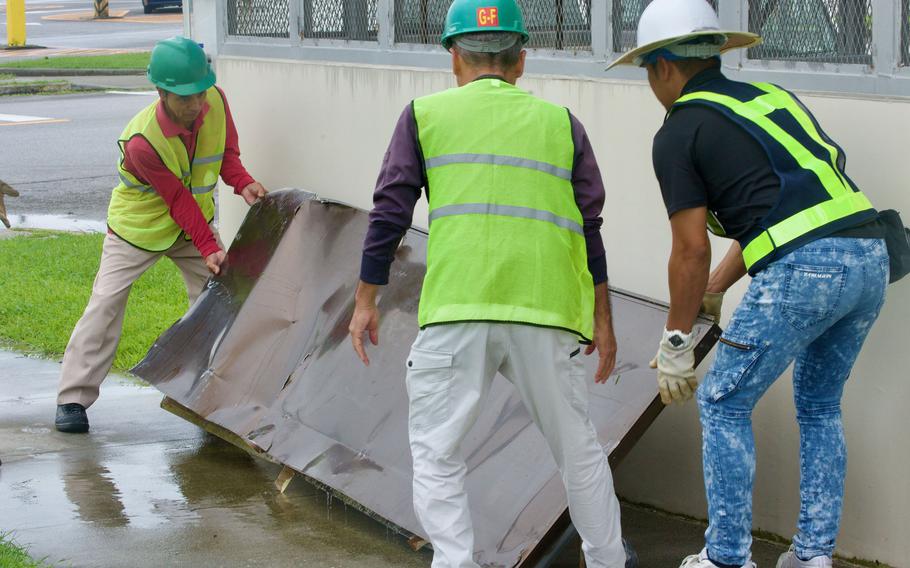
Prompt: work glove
<box><xmin>0</xmin><ymin>180</ymin><xmax>19</xmax><ymax>229</ymax></box>
<box><xmin>701</xmin><ymin>292</ymin><xmax>724</xmax><ymax>322</ymax></box>
<box><xmin>649</xmin><ymin>328</ymin><xmax>698</xmax><ymax>405</ymax></box>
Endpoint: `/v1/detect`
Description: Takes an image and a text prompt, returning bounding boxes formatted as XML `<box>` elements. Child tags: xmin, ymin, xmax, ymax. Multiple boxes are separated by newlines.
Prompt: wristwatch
<box><xmin>664</xmin><ymin>328</ymin><xmax>693</xmax><ymax>348</ymax></box>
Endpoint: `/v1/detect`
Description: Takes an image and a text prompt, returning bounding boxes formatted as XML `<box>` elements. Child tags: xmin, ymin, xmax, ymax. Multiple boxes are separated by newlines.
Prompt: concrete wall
<box><xmin>210</xmin><ymin>55</ymin><xmax>910</xmax><ymax>566</ymax></box>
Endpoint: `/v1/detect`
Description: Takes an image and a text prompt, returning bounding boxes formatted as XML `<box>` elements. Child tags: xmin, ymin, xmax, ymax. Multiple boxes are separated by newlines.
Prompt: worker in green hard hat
<box><xmin>55</xmin><ymin>36</ymin><xmax>268</xmax><ymax>434</ymax></box>
<box><xmin>349</xmin><ymin>0</ymin><xmax>636</xmax><ymax>566</ymax></box>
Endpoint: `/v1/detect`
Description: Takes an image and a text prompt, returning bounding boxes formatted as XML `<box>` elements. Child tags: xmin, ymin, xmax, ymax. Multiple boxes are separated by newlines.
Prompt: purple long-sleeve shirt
<box><xmin>360</xmin><ymin>102</ymin><xmax>609</xmax><ymax>286</ymax></box>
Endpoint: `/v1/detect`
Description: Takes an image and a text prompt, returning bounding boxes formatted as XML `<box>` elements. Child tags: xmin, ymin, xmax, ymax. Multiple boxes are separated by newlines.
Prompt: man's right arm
<box><xmin>359</xmin><ymin>104</ymin><xmax>426</xmax><ymax>285</ymax></box>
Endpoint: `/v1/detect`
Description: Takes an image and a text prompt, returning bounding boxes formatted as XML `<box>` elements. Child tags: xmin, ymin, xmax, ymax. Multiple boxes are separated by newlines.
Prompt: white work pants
<box><xmin>406</xmin><ymin>322</ymin><xmax>625</xmax><ymax>568</ymax></box>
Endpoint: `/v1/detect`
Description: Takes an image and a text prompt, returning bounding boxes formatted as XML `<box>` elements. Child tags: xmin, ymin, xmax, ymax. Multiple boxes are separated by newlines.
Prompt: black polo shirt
<box><xmin>652</xmin><ymin>67</ymin><xmax>880</xmax><ymax>241</ymax></box>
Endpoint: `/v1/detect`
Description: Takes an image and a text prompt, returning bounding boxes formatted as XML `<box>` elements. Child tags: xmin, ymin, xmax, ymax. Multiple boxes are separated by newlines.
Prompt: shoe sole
<box><xmin>55</xmin><ymin>422</ymin><xmax>89</xmax><ymax>433</ymax></box>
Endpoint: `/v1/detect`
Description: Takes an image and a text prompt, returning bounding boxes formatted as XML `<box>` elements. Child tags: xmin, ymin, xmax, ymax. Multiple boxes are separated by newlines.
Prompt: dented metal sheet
<box><xmin>133</xmin><ymin>189</ymin><xmax>720</xmax><ymax>567</ymax></box>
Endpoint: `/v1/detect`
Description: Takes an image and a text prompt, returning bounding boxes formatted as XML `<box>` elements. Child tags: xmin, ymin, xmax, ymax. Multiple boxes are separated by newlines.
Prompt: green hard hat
<box><xmin>147</xmin><ymin>36</ymin><xmax>216</xmax><ymax>96</ymax></box>
<box><xmin>441</xmin><ymin>0</ymin><xmax>529</xmax><ymax>49</ymax></box>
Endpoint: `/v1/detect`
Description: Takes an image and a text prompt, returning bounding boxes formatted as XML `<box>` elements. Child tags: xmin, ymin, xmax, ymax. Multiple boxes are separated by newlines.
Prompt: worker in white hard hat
<box><xmin>610</xmin><ymin>1</ymin><xmax>889</xmax><ymax>568</ymax></box>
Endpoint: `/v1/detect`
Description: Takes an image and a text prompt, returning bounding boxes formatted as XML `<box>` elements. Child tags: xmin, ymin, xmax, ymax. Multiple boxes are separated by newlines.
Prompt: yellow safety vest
<box><xmin>414</xmin><ymin>78</ymin><xmax>594</xmax><ymax>340</ymax></box>
<box><xmin>107</xmin><ymin>87</ymin><xmax>226</xmax><ymax>251</ymax></box>
<box><xmin>672</xmin><ymin>82</ymin><xmax>876</xmax><ymax>273</ymax></box>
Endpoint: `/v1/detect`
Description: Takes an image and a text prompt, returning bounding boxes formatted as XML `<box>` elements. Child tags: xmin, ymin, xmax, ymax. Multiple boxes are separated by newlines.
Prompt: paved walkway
<box><xmin>0</xmin><ymin>350</ymin><xmax>863</xmax><ymax>567</ymax></box>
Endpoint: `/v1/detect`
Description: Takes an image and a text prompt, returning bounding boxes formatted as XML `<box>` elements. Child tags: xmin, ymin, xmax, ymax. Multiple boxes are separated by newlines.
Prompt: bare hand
<box><xmin>349</xmin><ymin>304</ymin><xmax>380</xmax><ymax>366</ymax></box>
<box><xmin>585</xmin><ymin>323</ymin><xmax>617</xmax><ymax>383</ymax></box>
<box><xmin>240</xmin><ymin>182</ymin><xmax>268</xmax><ymax>206</ymax></box>
<box><xmin>205</xmin><ymin>250</ymin><xmax>226</xmax><ymax>275</ymax></box>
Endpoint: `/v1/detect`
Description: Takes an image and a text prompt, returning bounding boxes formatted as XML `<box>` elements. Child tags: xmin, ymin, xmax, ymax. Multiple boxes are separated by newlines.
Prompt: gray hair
<box><xmin>452</xmin><ymin>32</ymin><xmax>524</xmax><ymax>70</ymax></box>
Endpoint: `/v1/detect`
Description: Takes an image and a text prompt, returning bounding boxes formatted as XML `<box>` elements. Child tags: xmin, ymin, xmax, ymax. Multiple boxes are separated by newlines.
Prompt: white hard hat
<box><xmin>607</xmin><ymin>0</ymin><xmax>761</xmax><ymax>70</ymax></box>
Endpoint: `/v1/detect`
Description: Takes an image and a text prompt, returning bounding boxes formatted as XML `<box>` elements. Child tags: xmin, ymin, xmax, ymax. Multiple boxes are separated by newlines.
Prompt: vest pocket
<box><xmin>781</xmin><ymin>263</ymin><xmax>847</xmax><ymax>330</ymax></box>
<box><xmin>405</xmin><ymin>347</ymin><xmax>455</xmax><ymax>432</ymax></box>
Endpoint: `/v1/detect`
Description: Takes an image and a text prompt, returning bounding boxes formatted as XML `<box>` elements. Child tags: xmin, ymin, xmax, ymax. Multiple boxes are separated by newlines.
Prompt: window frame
<box><xmin>216</xmin><ymin>0</ymin><xmax>910</xmax><ymax>98</ymax></box>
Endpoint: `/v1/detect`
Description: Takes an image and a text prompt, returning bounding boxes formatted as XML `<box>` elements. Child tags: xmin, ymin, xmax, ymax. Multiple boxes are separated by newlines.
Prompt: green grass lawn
<box><xmin>0</xmin><ymin>231</ymin><xmax>188</xmax><ymax>371</ymax></box>
<box><xmin>0</xmin><ymin>533</ymin><xmax>48</xmax><ymax>568</ymax></box>
<box><xmin>1</xmin><ymin>52</ymin><xmax>150</xmax><ymax>70</ymax></box>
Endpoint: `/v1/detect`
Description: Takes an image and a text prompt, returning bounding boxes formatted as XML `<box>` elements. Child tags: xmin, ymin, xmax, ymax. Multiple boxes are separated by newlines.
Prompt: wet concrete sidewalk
<box><xmin>0</xmin><ymin>350</ymin><xmax>862</xmax><ymax>567</ymax></box>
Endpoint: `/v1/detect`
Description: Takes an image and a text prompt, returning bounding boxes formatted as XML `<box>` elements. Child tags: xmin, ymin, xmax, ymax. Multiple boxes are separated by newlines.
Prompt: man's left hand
<box><xmin>701</xmin><ymin>291</ymin><xmax>724</xmax><ymax>322</ymax></box>
<box><xmin>585</xmin><ymin>322</ymin><xmax>617</xmax><ymax>383</ymax></box>
<box><xmin>240</xmin><ymin>182</ymin><xmax>268</xmax><ymax>205</ymax></box>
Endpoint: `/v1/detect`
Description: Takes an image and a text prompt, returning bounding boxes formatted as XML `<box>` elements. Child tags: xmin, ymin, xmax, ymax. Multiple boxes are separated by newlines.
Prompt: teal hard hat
<box><xmin>147</xmin><ymin>36</ymin><xmax>216</xmax><ymax>96</ymax></box>
<box><xmin>440</xmin><ymin>0</ymin><xmax>530</xmax><ymax>49</ymax></box>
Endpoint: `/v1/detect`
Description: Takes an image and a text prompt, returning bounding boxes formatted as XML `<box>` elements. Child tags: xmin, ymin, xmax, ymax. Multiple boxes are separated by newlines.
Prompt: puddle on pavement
<box><xmin>2</xmin><ymin>213</ymin><xmax>106</xmax><ymax>233</ymax></box>
<box><xmin>0</xmin><ymin>433</ymin><xmax>434</xmax><ymax>567</ymax></box>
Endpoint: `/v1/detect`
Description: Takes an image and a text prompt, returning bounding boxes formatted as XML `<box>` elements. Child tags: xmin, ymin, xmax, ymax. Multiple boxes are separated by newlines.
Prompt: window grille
<box><xmin>227</xmin><ymin>0</ymin><xmax>291</xmax><ymax>39</ymax></box>
<box><xmin>611</xmin><ymin>0</ymin><xmax>716</xmax><ymax>54</ymax></box>
<box><xmin>301</xmin><ymin>0</ymin><xmax>379</xmax><ymax>41</ymax></box>
<box><xmin>393</xmin><ymin>0</ymin><xmax>449</xmax><ymax>45</ymax></box>
<box><xmin>747</xmin><ymin>0</ymin><xmax>873</xmax><ymax>65</ymax></box>
<box><xmin>393</xmin><ymin>0</ymin><xmax>592</xmax><ymax>51</ymax></box>
<box><xmin>901</xmin><ymin>0</ymin><xmax>910</xmax><ymax>66</ymax></box>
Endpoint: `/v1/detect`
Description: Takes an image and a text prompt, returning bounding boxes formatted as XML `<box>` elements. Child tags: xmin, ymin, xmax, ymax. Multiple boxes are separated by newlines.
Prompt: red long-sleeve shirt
<box><xmin>120</xmin><ymin>87</ymin><xmax>256</xmax><ymax>257</ymax></box>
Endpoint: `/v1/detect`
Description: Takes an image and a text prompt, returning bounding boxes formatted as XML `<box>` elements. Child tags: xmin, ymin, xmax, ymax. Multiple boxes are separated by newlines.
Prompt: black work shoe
<box><xmin>55</xmin><ymin>403</ymin><xmax>89</xmax><ymax>433</ymax></box>
<box><xmin>623</xmin><ymin>538</ymin><xmax>639</xmax><ymax>568</ymax></box>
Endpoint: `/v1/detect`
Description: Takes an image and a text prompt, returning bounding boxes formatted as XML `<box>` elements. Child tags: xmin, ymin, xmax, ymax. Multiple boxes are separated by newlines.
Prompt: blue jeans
<box><xmin>697</xmin><ymin>238</ymin><xmax>889</xmax><ymax>565</ymax></box>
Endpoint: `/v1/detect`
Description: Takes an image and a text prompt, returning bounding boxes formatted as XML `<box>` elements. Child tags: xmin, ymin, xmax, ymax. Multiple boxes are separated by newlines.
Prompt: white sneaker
<box><xmin>679</xmin><ymin>548</ymin><xmax>756</xmax><ymax>568</ymax></box>
<box><xmin>776</xmin><ymin>546</ymin><xmax>833</xmax><ymax>568</ymax></box>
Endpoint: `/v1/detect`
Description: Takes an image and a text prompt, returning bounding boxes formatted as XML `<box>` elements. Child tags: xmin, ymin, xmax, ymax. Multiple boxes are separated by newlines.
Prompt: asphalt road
<box><xmin>0</xmin><ymin>91</ymin><xmax>158</xmax><ymax>221</ymax></box>
<box><xmin>2</xmin><ymin>0</ymin><xmax>182</xmax><ymax>51</ymax></box>
<box><xmin>0</xmin><ymin>1</ymin><xmax>183</xmax><ymax>225</ymax></box>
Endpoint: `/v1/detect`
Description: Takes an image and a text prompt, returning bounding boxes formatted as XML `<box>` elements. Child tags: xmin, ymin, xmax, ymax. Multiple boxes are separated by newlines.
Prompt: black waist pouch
<box><xmin>880</xmin><ymin>209</ymin><xmax>910</xmax><ymax>284</ymax></box>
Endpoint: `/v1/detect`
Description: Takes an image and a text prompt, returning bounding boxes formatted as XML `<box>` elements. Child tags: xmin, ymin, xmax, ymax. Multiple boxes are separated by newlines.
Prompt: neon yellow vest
<box><xmin>108</xmin><ymin>87</ymin><xmax>226</xmax><ymax>251</ymax></box>
<box><xmin>673</xmin><ymin>82</ymin><xmax>876</xmax><ymax>273</ymax></box>
<box><xmin>413</xmin><ymin>78</ymin><xmax>594</xmax><ymax>340</ymax></box>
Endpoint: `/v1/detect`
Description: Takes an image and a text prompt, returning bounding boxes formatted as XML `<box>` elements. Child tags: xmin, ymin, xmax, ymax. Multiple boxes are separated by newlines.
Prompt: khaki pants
<box><xmin>57</xmin><ymin>229</ymin><xmax>220</xmax><ymax>408</ymax></box>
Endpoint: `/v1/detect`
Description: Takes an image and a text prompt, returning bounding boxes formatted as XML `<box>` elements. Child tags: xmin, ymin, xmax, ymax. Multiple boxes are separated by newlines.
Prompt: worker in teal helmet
<box><xmin>55</xmin><ymin>37</ymin><xmax>268</xmax><ymax>434</ymax></box>
<box><xmin>146</xmin><ymin>35</ymin><xmax>215</xmax><ymax>95</ymax></box>
<box><xmin>609</xmin><ymin>1</ymin><xmax>890</xmax><ymax>568</ymax></box>
<box><xmin>349</xmin><ymin>0</ymin><xmax>636</xmax><ymax>566</ymax></box>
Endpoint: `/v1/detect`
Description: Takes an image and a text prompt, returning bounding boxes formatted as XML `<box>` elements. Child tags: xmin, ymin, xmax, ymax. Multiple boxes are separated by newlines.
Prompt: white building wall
<box><xmin>211</xmin><ymin>56</ymin><xmax>910</xmax><ymax>565</ymax></box>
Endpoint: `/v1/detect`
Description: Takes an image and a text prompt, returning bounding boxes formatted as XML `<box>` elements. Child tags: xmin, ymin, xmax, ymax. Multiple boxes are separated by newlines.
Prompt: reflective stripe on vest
<box><xmin>108</xmin><ymin>87</ymin><xmax>227</xmax><ymax>251</ymax></box>
<box><xmin>742</xmin><ymin>191</ymin><xmax>874</xmax><ymax>268</ymax></box>
<box><xmin>414</xmin><ymin>78</ymin><xmax>594</xmax><ymax>340</ymax></box>
<box><xmin>429</xmin><ymin>203</ymin><xmax>584</xmax><ymax>236</ymax></box>
<box><xmin>674</xmin><ymin>82</ymin><xmax>874</xmax><ymax>272</ymax></box>
<box><xmin>118</xmin><ymin>172</ymin><xmax>153</xmax><ymax>192</ymax></box>
<box><xmin>425</xmin><ymin>153</ymin><xmax>572</xmax><ymax>180</ymax></box>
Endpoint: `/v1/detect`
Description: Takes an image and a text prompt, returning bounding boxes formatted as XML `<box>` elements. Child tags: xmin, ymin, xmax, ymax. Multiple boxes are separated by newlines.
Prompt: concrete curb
<box><xmin>0</xmin><ymin>68</ymin><xmax>144</xmax><ymax>77</ymax></box>
<box><xmin>0</xmin><ymin>82</ymin><xmax>100</xmax><ymax>96</ymax></box>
